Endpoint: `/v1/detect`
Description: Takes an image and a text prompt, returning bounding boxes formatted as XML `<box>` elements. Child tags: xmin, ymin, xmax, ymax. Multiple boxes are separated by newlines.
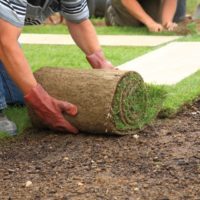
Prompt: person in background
<box><xmin>0</xmin><ymin>0</ymin><xmax>114</xmax><ymax>136</ymax></box>
<box><xmin>105</xmin><ymin>0</ymin><xmax>186</xmax><ymax>32</ymax></box>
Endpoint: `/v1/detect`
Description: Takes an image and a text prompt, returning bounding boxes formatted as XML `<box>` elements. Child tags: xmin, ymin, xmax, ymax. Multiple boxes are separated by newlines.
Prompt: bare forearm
<box><xmin>121</xmin><ymin>0</ymin><xmax>155</xmax><ymax>26</ymax></box>
<box><xmin>0</xmin><ymin>44</ymin><xmax>37</xmax><ymax>94</ymax></box>
<box><xmin>66</xmin><ymin>19</ymin><xmax>100</xmax><ymax>55</ymax></box>
<box><xmin>161</xmin><ymin>0</ymin><xmax>178</xmax><ymax>25</ymax></box>
<box><xmin>0</xmin><ymin>19</ymin><xmax>37</xmax><ymax>94</ymax></box>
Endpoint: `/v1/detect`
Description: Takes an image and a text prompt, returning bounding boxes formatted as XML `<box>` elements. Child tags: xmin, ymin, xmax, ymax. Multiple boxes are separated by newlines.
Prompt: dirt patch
<box><xmin>0</xmin><ymin>99</ymin><xmax>200</xmax><ymax>200</ymax></box>
<box><xmin>174</xmin><ymin>17</ymin><xmax>200</xmax><ymax>35</ymax></box>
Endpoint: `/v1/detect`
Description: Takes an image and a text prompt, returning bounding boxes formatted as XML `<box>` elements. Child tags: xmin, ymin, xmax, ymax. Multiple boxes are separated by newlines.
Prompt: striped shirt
<box><xmin>0</xmin><ymin>0</ymin><xmax>27</xmax><ymax>27</ymax></box>
<box><xmin>0</xmin><ymin>0</ymin><xmax>89</xmax><ymax>27</ymax></box>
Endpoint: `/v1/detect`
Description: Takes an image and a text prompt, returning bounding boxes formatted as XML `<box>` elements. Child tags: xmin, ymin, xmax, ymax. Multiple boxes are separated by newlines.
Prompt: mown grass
<box><xmin>179</xmin><ymin>34</ymin><xmax>200</xmax><ymax>41</ymax></box>
<box><xmin>23</xmin><ymin>45</ymin><xmax>153</xmax><ymax>71</ymax></box>
<box><xmin>23</xmin><ymin>24</ymin><xmax>178</xmax><ymax>36</ymax></box>
<box><xmin>187</xmin><ymin>0</ymin><xmax>199</xmax><ymax>14</ymax></box>
<box><xmin>160</xmin><ymin>70</ymin><xmax>200</xmax><ymax>117</ymax></box>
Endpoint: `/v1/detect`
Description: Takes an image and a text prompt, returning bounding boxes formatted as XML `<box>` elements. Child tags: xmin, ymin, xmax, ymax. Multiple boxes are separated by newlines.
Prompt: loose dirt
<box><xmin>174</xmin><ymin>18</ymin><xmax>200</xmax><ymax>35</ymax></box>
<box><xmin>0</xmin><ymin>99</ymin><xmax>200</xmax><ymax>200</ymax></box>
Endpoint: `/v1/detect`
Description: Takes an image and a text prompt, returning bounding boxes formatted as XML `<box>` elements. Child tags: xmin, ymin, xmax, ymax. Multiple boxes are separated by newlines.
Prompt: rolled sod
<box><xmin>31</xmin><ymin>67</ymin><xmax>148</xmax><ymax>135</ymax></box>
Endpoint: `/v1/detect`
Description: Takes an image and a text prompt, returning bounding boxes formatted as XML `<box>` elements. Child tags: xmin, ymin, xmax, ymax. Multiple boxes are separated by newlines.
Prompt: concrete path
<box><xmin>118</xmin><ymin>42</ymin><xmax>200</xmax><ymax>85</ymax></box>
<box><xmin>19</xmin><ymin>34</ymin><xmax>181</xmax><ymax>47</ymax></box>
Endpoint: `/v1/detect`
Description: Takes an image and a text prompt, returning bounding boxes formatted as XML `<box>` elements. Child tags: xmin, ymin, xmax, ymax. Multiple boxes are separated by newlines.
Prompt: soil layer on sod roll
<box><xmin>32</xmin><ymin>67</ymin><xmax>147</xmax><ymax>135</ymax></box>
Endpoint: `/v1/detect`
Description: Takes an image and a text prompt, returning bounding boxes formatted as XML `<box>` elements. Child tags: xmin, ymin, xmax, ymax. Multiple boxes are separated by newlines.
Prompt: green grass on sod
<box><xmin>23</xmin><ymin>24</ymin><xmax>179</xmax><ymax>36</ymax></box>
<box><xmin>112</xmin><ymin>73</ymin><xmax>166</xmax><ymax>132</ymax></box>
<box><xmin>1</xmin><ymin>42</ymin><xmax>200</xmax><ymax>137</ymax></box>
<box><xmin>23</xmin><ymin>44</ymin><xmax>153</xmax><ymax>71</ymax></box>
<box><xmin>179</xmin><ymin>34</ymin><xmax>200</xmax><ymax>41</ymax></box>
<box><xmin>160</xmin><ymin>70</ymin><xmax>200</xmax><ymax>117</ymax></box>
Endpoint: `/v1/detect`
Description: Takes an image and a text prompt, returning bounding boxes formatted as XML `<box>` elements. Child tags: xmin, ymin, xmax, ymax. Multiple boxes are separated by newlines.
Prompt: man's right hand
<box><xmin>24</xmin><ymin>84</ymin><xmax>78</xmax><ymax>133</ymax></box>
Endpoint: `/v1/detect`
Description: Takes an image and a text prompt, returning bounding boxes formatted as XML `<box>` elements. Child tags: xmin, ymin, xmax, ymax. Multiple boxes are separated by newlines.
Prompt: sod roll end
<box><xmin>30</xmin><ymin>67</ymin><xmax>148</xmax><ymax>135</ymax></box>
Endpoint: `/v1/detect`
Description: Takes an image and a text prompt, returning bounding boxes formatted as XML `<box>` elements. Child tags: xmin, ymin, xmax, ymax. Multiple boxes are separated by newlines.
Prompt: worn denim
<box><xmin>0</xmin><ymin>61</ymin><xmax>24</xmax><ymax>110</ymax></box>
<box><xmin>174</xmin><ymin>0</ymin><xmax>186</xmax><ymax>22</ymax></box>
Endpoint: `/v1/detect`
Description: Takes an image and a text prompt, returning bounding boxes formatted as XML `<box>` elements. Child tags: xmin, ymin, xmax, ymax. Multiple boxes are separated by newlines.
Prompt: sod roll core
<box><xmin>31</xmin><ymin>67</ymin><xmax>147</xmax><ymax>135</ymax></box>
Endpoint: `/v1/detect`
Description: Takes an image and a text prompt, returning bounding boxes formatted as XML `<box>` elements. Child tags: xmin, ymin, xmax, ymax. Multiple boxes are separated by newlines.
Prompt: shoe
<box><xmin>0</xmin><ymin>112</ymin><xmax>17</xmax><ymax>136</ymax></box>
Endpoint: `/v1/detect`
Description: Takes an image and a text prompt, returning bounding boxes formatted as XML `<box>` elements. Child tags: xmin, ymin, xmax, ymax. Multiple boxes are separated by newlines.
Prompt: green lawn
<box><xmin>23</xmin><ymin>45</ymin><xmax>153</xmax><ymax>71</ymax></box>
<box><xmin>23</xmin><ymin>24</ymin><xmax>179</xmax><ymax>36</ymax></box>
<box><xmin>160</xmin><ymin>70</ymin><xmax>200</xmax><ymax>117</ymax></box>
<box><xmin>179</xmin><ymin>34</ymin><xmax>200</xmax><ymax>41</ymax></box>
<box><xmin>187</xmin><ymin>0</ymin><xmax>199</xmax><ymax>14</ymax></box>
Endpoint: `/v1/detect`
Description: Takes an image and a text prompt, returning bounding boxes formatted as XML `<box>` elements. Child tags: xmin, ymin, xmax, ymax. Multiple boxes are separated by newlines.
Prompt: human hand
<box><xmin>86</xmin><ymin>50</ymin><xmax>115</xmax><ymax>70</ymax></box>
<box><xmin>163</xmin><ymin>22</ymin><xmax>178</xmax><ymax>31</ymax></box>
<box><xmin>25</xmin><ymin>84</ymin><xmax>78</xmax><ymax>133</ymax></box>
<box><xmin>147</xmin><ymin>22</ymin><xmax>164</xmax><ymax>32</ymax></box>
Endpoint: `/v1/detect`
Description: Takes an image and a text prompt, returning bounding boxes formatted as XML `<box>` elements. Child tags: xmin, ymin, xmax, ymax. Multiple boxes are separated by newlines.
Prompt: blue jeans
<box><xmin>0</xmin><ymin>61</ymin><xmax>24</xmax><ymax>110</ymax></box>
<box><xmin>174</xmin><ymin>0</ymin><xmax>186</xmax><ymax>22</ymax></box>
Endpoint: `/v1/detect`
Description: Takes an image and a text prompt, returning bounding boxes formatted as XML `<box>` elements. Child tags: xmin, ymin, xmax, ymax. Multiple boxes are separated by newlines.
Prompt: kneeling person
<box><xmin>105</xmin><ymin>0</ymin><xmax>186</xmax><ymax>32</ymax></box>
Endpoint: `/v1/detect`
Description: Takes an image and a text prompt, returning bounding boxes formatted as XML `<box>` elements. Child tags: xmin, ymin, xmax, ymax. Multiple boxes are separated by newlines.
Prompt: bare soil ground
<box><xmin>0</xmin><ymin>99</ymin><xmax>200</xmax><ymax>200</ymax></box>
<box><xmin>174</xmin><ymin>18</ymin><xmax>200</xmax><ymax>35</ymax></box>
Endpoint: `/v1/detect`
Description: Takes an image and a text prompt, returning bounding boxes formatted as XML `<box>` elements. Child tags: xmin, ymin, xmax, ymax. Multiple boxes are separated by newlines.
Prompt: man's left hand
<box><xmin>164</xmin><ymin>22</ymin><xmax>178</xmax><ymax>31</ymax></box>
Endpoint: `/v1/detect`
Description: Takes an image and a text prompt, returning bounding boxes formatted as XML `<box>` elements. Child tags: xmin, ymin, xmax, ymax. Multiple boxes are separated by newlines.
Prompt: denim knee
<box><xmin>0</xmin><ymin>61</ymin><xmax>24</xmax><ymax>106</ymax></box>
<box><xmin>0</xmin><ymin>75</ymin><xmax>7</xmax><ymax>110</ymax></box>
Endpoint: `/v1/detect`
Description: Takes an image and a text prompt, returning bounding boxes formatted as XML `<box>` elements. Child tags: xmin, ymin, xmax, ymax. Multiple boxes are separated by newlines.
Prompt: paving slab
<box><xmin>19</xmin><ymin>34</ymin><xmax>181</xmax><ymax>46</ymax></box>
<box><xmin>117</xmin><ymin>42</ymin><xmax>200</xmax><ymax>85</ymax></box>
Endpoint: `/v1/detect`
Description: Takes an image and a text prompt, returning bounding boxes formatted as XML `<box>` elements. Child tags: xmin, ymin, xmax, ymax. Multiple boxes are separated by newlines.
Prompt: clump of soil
<box><xmin>0</xmin><ymin>98</ymin><xmax>200</xmax><ymax>199</ymax></box>
<box><xmin>174</xmin><ymin>17</ymin><xmax>200</xmax><ymax>35</ymax></box>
